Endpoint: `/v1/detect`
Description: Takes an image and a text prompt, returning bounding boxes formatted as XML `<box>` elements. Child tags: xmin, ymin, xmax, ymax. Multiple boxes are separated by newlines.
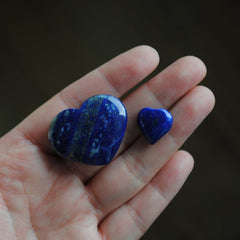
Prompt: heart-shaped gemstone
<box><xmin>137</xmin><ymin>108</ymin><xmax>173</xmax><ymax>144</ymax></box>
<box><xmin>48</xmin><ymin>95</ymin><xmax>127</xmax><ymax>165</ymax></box>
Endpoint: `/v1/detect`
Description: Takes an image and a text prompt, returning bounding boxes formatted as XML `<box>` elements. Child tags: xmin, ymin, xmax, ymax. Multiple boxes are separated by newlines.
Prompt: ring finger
<box><xmin>87</xmin><ymin>85</ymin><xmax>215</xmax><ymax>221</ymax></box>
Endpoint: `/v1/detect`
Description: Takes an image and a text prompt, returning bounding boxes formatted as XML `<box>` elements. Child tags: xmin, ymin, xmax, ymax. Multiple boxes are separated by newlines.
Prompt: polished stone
<box><xmin>48</xmin><ymin>95</ymin><xmax>127</xmax><ymax>165</ymax></box>
<box><xmin>137</xmin><ymin>108</ymin><xmax>173</xmax><ymax>144</ymax></box>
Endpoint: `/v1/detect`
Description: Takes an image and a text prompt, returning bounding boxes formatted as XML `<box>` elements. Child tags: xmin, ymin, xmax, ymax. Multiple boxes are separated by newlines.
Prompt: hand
<box><xmin>0</xmin><ymin>46</ymin><xmax>215</xmax><ymax>240</ymax></box>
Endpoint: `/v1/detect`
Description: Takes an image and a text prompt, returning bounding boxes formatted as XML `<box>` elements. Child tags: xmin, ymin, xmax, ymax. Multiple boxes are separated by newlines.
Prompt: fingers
<box><xmin>86</xmin><ymin>85</ymin><xmax>215</xmax><ymax>221</ymax></box>
<box><xmin>15</xmin><ymin>46</ymin><xmax>159</xmax><ymax>152</ymax></box>
<box><xmin>75</xmin><ymin>56</ymin><xmax>208</xmax><ymax>182</ymax></box>
<box><xmin>99</xmin><ymin>150</ymin><xmax>194</xmax><ymax>240</ymax></box>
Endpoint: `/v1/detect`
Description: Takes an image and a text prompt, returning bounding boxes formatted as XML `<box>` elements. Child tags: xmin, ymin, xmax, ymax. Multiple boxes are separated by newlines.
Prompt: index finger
<box><xmin>15</xmin><ymin>46</ymin><xmax>159</xmax><ymax>152</ymax></box>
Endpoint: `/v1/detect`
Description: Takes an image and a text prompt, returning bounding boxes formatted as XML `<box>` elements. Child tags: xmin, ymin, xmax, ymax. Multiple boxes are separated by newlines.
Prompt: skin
<box><xmin>0</xmin><ymin>46</ymin><xmax>215</xmax><ymax>240</ymax></box>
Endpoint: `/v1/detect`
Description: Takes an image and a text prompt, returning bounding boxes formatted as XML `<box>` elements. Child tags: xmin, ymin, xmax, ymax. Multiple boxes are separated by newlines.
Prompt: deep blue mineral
<box><xmin>48</xmin><ymin>95</ymin><xmax>127</xmax><ymax>165</ymax></box>
<box><xmin>137</xmin><ymin>108</ymin><xmax>173</xmax><ymax>145</ymax></box>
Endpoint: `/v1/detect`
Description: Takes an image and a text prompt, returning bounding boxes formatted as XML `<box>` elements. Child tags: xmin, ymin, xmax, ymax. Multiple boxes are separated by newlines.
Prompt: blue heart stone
<box><xmin>48</xmin><ymin>95</ymin><xmax>127</xmax><ymax>165</ymax></box>
<box><xmin>137</xmin><ymin>108</ymin><xmax>173</xmax><ymax>145</ymax></box>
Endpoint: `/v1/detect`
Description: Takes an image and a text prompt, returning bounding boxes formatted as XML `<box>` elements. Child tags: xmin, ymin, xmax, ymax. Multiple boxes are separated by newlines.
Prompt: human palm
<box><xmin>0</xmin><ymin>46</ymin><xmax>215</xmax><ymax>240</ymax></box>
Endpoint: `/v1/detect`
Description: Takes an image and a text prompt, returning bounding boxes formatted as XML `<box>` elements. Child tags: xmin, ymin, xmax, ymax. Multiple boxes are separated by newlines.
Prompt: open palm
<box><xmin>0</xmin><ymin>46</ymin><xmax>215</xmax><ymax>240</ymax></box>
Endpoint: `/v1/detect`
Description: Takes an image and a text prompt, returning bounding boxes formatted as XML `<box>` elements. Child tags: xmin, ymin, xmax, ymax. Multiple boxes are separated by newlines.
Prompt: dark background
<box><xmin>0</xmin><ymin>1</ymin><xmax>239</xmax><ymax>239</ymax></box>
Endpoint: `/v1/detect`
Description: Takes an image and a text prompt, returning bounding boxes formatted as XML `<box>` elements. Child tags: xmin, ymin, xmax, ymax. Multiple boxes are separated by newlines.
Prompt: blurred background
<box><xmin>0</xmin><ymin>0</ymin><xmax>239</xmax><ymax>239</ymax></box>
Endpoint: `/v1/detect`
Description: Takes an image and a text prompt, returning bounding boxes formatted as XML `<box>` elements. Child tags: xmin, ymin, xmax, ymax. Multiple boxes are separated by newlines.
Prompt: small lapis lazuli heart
<box><xmin>48</xmin><ymin>95</ymin><xmax>127</xmax><ymax>165</ymax></box>
<box><xmin>137</xmin><ymin>108</ymin><xmax>173</xmax><ymax>145</ymax></box>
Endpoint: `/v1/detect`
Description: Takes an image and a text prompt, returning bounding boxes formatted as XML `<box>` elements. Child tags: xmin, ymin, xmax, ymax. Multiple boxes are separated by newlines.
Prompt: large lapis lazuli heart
<box><xmin>48</xmin><ymin>95</ymin><xmax>127</xmax><ymax>165</ymax></box>
<box><xmin>137</xmin><ymin>108</ymin><xmax>173</xmax><ymax>145</ymax></box>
